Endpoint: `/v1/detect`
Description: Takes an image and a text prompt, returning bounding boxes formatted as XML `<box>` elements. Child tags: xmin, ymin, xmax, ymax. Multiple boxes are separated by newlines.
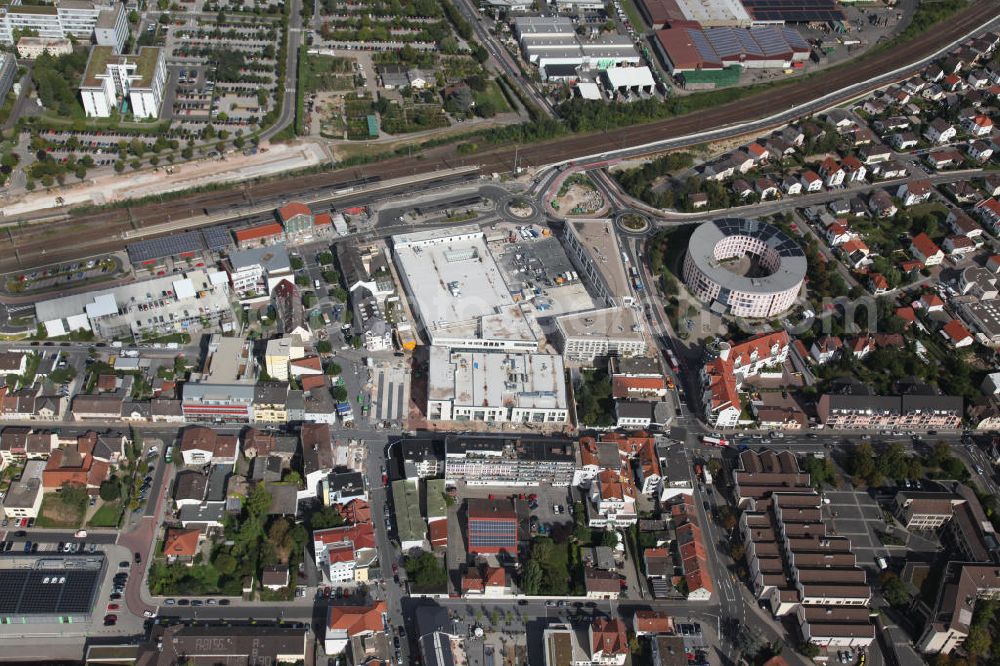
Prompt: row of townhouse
<box><xmin>734</xmin><ymin>450</ymin><xmax>875</xmax><ymax>650</ymax></box>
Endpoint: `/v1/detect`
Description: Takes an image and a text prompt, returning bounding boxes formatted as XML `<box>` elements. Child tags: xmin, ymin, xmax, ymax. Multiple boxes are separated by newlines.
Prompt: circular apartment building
<box><xmin>682</xmin><ymin>218</ymin><xmax>806</xmax><ymax>319</ymax></box>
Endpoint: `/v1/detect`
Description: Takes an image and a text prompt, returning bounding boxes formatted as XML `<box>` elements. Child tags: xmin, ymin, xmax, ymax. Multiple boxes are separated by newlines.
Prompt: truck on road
<box><xmin>701</xmin><ymin>435</ymin><xmax>727</xmax><ymax>447</ymax></box>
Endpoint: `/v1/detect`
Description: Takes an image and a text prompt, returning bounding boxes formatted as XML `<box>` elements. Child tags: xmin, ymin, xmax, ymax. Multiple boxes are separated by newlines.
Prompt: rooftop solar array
<box><xmin>0</xmin><ymin>565</ymin><xmax>101</xmax><ymax>615</ymax></box>
<box><xmin>201</xmin><ymin>226</ymin><xmax>234</xmax><ymax>252</ymax></box>
<box><xmin>684</xmin><ymin>26</ymin><xmax>809</xmax><ymax>64</ymax></box>
<box><xmin>714</xmin><ymin>218</ymin><xmax>804</xmax><ymax>257</ymax></box>
<box><xmin>127</xmin><ymin>226</ymin><xmax>234</xmax><ymax>263</ymax></box>
<box><xmin>742</xmin><ymin>0</ymin><xmax>844</xmax><ymax>23</ymax></box>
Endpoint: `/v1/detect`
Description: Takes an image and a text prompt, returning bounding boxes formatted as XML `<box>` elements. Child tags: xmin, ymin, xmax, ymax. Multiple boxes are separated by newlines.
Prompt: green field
<box><xmin>88</xmin><ymin>501</ymin><xmax>121</xmax><ymax>528</ymax></box>
<box><xmin>302</xmin><ymin>54</ymin><xmax>356</xmax><ymax>93</ymax></box>
<box><xmin>473</xmin><ymin>80</ymin><xmax>512</xmax><ymax>115</ymax></box>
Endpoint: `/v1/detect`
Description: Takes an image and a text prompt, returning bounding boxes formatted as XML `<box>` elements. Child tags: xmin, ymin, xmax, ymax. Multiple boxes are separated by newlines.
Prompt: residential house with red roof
<box><xmin>921</xmin><ymin>292</ymin><xmax>946</xmax><ymax>312</ymax></box>
<box><xmin>966</xmin><ymin>114</ymin><xmax>994</xmax><ymax>137</ymax></box>
<box><xmin>868</xmin><ymin>273</ymin><xmax>889</xmax><ymax>295</ymax></box>
<box><xmin>942</xmin><ymin>319</ymin><xmax>974</xmax><ymax>348</ymax></box>
<box><xmin>163</xmin><ymin>527</ymin><xmax>202</xmax><ymax>564</ymax></box>
<box><xmin>588</xmin><ymin>468</ymin><xmax>638</xmax><ymax>528</ymax></box>
<box><xmin>800</xmin><ymin>170</ymin><xmax>823</xmax><ymax>192</ymax></box>
<box><xmin>911</xmin><ymin>233</ymin><xmax>944</xmax><ymax>266</ymax></box>
<box><xmin>819</xmin><ymin>157</ymin><xmax>844</xmax><ymax>187</ymax></box>
<box><xmin>611</xmin><ymin>376</ymin><xmax>668</xmax><ymax>401</ymax></box>
<box><xmin>325</xmin><ymin>601</ymin><xmax>387</xmax><ymax>657</ymax></box>
<box><xmin>313</xmin><ymin>523</ymin><xmax>378</xmax><ymax>582</ymax></box>
<box><xmin>897</xmin><ymin>180</ymin><xmax>933</xmax><ymax>207</ymax></box>
<box><xmin>590</xmin><ymin>618</ymin><xmax>629</xmax><ymax>666</ymax></box>
<box><xmin>841</xmin><ymin>155</ymin><xmax>866</xmax><ymax>183</ymax></box>
<box><xmin>633</xmin><ymin>610</ymin><xmax>674</xmax><ymax>636</ymax></box>
<box><xmin>42</xmin><ymin>445</ymin><xmax>109</xmax><ymax>494</ymax></box>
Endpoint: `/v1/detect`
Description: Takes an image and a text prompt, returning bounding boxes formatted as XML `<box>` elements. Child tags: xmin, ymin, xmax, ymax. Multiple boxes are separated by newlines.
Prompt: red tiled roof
<box><xmin>163</xmin><ymin>528</ymin><xmax>201</xmax><ymax>557</ymax></box>
<box><xmin>235</xmin><ymin>223</ymin><xmax>284</xmax><ymax>243</ymax></box>
<box><xmin>278</xmin><ymin>202</ymin><xmax>312</xmax><ymax>222</ymax></box>
<box><xmin>634</xmin><ymin>610</ymin><xmax>674</xmax><ymax>635</ymax></box>
<box><xmin>943</xmin><ymin>319</ymin><xmax>973</xmax><ymax>343</ymax></box>
<box><xmin>327</xmin><ymin>601</ymin><xmax>386</xmax><ymax>635</ymax></box>
<box><xmin>591</xmin><ymin>618</ymin><xmax>628</xmax><ymax>656</ymax></box>
<box><xmin>301</xmin><ymin>374</ymin><xmax>328</xmax><ymax>392</ymax></box>
<box><xmin>911</xmin><ymin>232</ymin><xmax>941</xmax><ymax>258</ymax></box>
<box><xmin>895</xmin><ymin>307</ymin><xmax>916</xmax><ymax>323</ymax></box>
<box><xmin>291</xmin><ymin>356</ymin><xmax>323</xmax><ymax>371</ymax></box>
<box><xmin>612</xmin><ymin>376</ymin><xmax>666</xmax><ymax>398</ymax></box>
<box><xmin>921</xmin><ymin>293</ymin><xmax>945</xmax><ymax>309</ymax></box>
<box><xmin>314</xmin><ymin>212</ymin><xmax>332</xmax><ymax>226</ymax></box>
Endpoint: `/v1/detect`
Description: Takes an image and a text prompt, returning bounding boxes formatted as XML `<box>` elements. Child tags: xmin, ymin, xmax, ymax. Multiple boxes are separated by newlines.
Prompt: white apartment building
<box><xmin>0</xmin><ymin>1</ymin><xmax>128</xmax><ymax>53</ymax></box>
<box><xmin>80</xmin><ymin>46</ymin><xmax>166</xmax><ymax>119</ymax></box>
<box><xmin>227</xmin><ymin>243</ymin><xmax>293</xmax><ymax>299</ymax></box>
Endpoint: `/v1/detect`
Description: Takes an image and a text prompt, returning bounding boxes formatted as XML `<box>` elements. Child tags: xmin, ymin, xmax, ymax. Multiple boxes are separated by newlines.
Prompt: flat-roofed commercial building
<box><xmin>392</xmin><ymin>225</ymin><xmax>538</xmax><ymax>351</ymax></box>
<box><xmin>427</xmin><ymin>347</ymin><xmax>568</xmax><ymax>424</ymax></box>
<box><xmin>555</xmin><ymin>307</ymin><xmax>647</xmax><ymax>364</ymax></box>
<box><xmin>35</xmin><ymin>269</ymin><xmax>233</xmax><ymax>340</ymax></box>
<box><xmin>181</xmin><ymin>336</ymin><xmax>256</xmax><ymax>423</ymax></box>
<box><xmin>445</xmin><ymin>434</ymin><xmax>576</xmax><ymax>486</ymax></box>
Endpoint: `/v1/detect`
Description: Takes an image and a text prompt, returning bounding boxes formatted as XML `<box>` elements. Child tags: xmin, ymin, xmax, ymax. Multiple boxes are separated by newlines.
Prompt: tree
<box><xmin>310</xmin><ymin>506</ymin><xmax>346</xmax><ymax>530</ymax></box>
<box><xmin>881</xmin><ymin>572</ymin><xmax>911</xmax><ymax>607</ymax></box>
<box><xmin>316</xmin><ymin>340</ymin><xmax>332</xmax><ymax>354</ymax></box>
<box><xmin>246</xmin><ymin>483</ymin><xmax>272</xmax><ymax>517</ymax></box>
<box><xmin>963</xmin><ymin>625</ymin><xmax>989</xmax><ymax>656</ymax></box>
<box><xmin>600</xmin><ymin>530</ymin><xmax>618</xmax><ymax>548</ymax></box>
<box><xmin>99</xmin><ymin>479</ymin><xmax>121</xmax><ymax>501</ymax></box>
<box><xmin>849</xmin><ymin>442</ymin><xmax>880</xmax><ymax>486</ymax></box>
<box><xmin>60</xmin><ymin>481</ymin><xmax>88</xmax><ymax>507</ymax></box>
<box><xmin>522</xmin><ymin>559</ymin><xmax>543</xmax><ymax>595</ymax></box>
<box><xmin>331</xmin><ymin>385</ymin><xmax>348</xmax><ymax>401</ymax></box>
<box><xmin>404</xmin><ymin>552</ymin><xmax>447</xmax><ymax>592</ymax></box>
<box><xmin>326</xmin><ymin>362</ymin><xmax>342</xmax><ymax>376</ymax></box>
<box><xmin>796</xmin><ymin>642</ymin><xmax>820</xmax><ymax>658</ymax></box>
<box><xmin>214</xmin><ymin>552</ymin><xmax>237</xmax><ymax>575</ymax></box>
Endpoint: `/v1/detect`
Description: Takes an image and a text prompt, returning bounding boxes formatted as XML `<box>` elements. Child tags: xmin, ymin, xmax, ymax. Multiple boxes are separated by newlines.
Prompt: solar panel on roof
<box><xmin>0</xmin><ymin>567</ymin><xmax>100</xmax><ymax>615</ymax></box>
<box><xmin>127</xmin><ymin>230</ymin><xmax>205</xmax><ymax>263</ymax></box>
<box><xmin>742</xmin><ymin>0</ymin><xmax>844</xmax><ymax>23</ymax></box>
<box><xmin>200</xmin><ymin>226</ymin><xmax>233</xmax><ymax>252</ymax></box>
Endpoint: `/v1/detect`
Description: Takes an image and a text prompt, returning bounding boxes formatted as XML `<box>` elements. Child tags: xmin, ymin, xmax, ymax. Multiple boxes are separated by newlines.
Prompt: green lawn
<box><xmin>473</xmin><ymin>80</ymin><xmax>512</xmax><ymax>114</ymax></box>
<box><xmin>88</xmin><ymin>501</ymin><xmax>121</xmax><ymax>528</ymax></box>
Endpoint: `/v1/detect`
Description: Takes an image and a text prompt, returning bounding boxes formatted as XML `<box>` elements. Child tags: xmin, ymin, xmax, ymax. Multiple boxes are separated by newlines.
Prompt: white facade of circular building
<box><xmin>682</xmin><ymin>217</ymin><xmax>806</xmax><ymax>319</ymax></box>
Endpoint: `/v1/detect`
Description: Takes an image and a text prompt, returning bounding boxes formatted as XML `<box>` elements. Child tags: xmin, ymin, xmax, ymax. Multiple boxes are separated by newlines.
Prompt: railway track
<box><xmin>0</xmin><ymin>0</ymin><xmax>995</xmax><ymax>274</ymax></box>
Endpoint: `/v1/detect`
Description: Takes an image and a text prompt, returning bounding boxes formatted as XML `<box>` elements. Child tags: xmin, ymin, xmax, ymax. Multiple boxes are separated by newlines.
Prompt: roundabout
<box><xmin>613</xmin><ymin>209</ymin><xmax>652</xmax><ymax>236</ymax></box>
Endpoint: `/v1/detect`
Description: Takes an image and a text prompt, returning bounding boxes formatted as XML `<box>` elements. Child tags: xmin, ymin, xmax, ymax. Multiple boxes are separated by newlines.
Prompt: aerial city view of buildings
<box><xmin>0</xmin><ymin>0</ymin><xmax>996</xmax><ymax>664</ymax></box>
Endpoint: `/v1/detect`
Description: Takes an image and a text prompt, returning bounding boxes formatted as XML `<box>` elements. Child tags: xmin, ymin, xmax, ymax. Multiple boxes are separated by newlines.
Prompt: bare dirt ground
<box><xmin>1</xmin><ymin>141</ymin><xmax>329</xmax><ymax>217</ymax></box>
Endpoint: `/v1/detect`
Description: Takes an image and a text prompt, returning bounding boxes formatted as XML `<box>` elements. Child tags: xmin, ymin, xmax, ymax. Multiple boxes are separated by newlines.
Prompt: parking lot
<box><xmin>444</xmin><ymin>483</ymin><xmax>575</xmax><ymax>589</ymax></box>
<box><xmin>824</xmin><ymin>490</ymin><xmax>891</xmax><ymax>569</ymax></box>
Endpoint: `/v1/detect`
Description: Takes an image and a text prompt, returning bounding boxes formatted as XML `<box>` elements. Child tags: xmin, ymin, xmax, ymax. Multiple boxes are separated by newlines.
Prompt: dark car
<box><xmin>134</xmin><ymin>552</ymin><xmax>142</xmax><ymax>564</ymax></box>
<box><xmin>13</xmin><ymin>531</ymin><xmax>25</xmax><ymax>538</ymax></box>
<box><xmin>30</xmin><ymin>543</ymin><xmax>38</xmax><ymax>553</ymax></box>
<box><xmin>119</xmin><ymin>561</ymin><xmax>129</xmax><ymax>568</ymax></box>
<box><xmin>178</xmin><ymin>599</ymin><xmax>190</xmax><ymax>606</ymax></box>
<box><xmin>109</xmin><ymin>593</ymin><xmax>121</xmax><ymax>601</ymax></box>
<box><xmin>219</xmin><ymin>599</ymin><xmax>230</xmax><ymax>606</ymax></box>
